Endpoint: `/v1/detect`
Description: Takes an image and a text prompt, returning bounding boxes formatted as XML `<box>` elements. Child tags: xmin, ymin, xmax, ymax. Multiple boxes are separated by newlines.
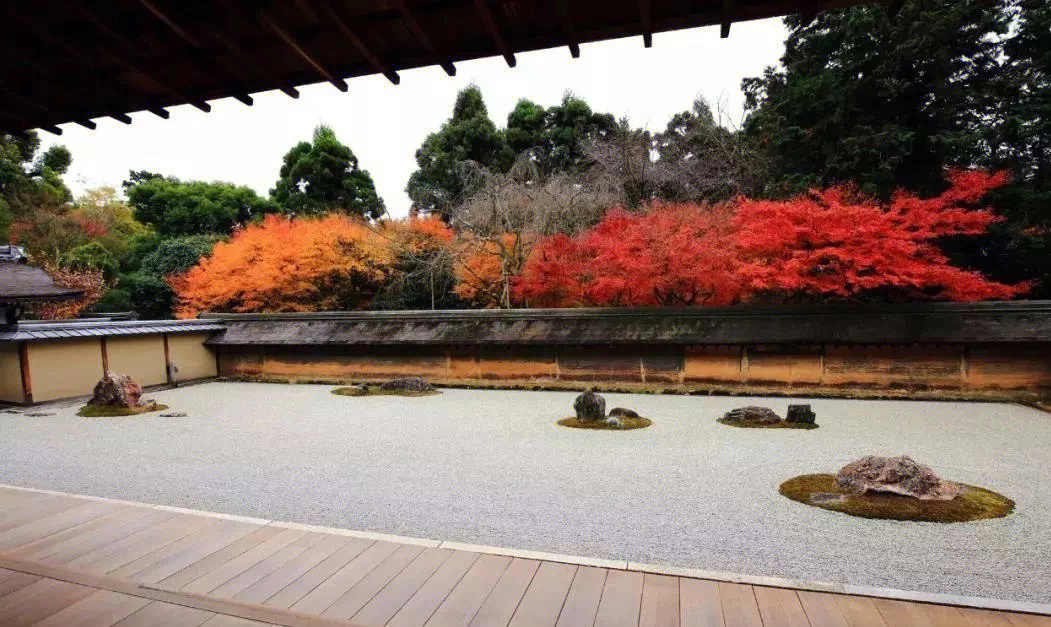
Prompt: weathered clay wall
<box><xmin>106</xmin><ymin>336</ymin><xmax>167</xmax><ymax>387</ymax></box>
<box><xmin>166</xmin><ymin>332</ymin><xmax>218</xmax><ymax>381</ymax></box>
<box><xmin>0</xmin><ymin>343</ymin><xmax>22</xmax><ymax>403</ymax></box>
<box><xmin>216</xmin><ymin>342</ymin><xmax>1051</xmax><ymax>393</ymax></box>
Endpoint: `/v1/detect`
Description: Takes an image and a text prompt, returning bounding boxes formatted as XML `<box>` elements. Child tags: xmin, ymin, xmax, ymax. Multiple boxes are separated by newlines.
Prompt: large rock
<box><xmin>573</xmin><ymin>389</ymin><xmax>606</xmax><ymax>422</ymax></box>
<box><xmin>379</xmin><ymin>377</ymin><xmax>434</xmax><ymax>393</ymax></box>
<box><xmin>836</xmin><ymin>455</ymin><xmax>959</xmax><ymax>501</ymax></box>
<box><xmin>785</xmin><ymin>404</ymin><xmax>816</xmax><ymax>424</ymax></box>
<box><xmin>723</xmin><ymin>406</ymin><xmax>781</xmax><ymax>424</ymax></box>
<box><xmin>608</xmin><ymin>407</ymin><xmax>640</xmax><ymax>420</ymax></box>
<box><xmin>88</xmin><ymin>372</ymin><xmax>142</xmax><ymax>408</ymax></box>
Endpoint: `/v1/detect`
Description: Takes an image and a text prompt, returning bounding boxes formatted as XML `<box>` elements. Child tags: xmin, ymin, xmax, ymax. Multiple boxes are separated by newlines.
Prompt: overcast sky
<box><xmin>40</xmin><ymin>18</ymin><xmax>787</xmax><ymax>218</ymax></box>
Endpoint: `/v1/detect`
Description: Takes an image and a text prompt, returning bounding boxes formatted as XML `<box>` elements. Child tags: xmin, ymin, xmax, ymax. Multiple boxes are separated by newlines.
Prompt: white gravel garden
<box><xmin>1</xmin><ymin>381</ymin><xmax>1048</xmax><ymax>604</ymax></box>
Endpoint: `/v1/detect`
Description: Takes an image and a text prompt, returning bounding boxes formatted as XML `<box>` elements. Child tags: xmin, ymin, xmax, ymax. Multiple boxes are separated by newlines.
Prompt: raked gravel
<box><xmin>2</xmin><ymin>382</ymin><xmax>1049</xmax><ymax>603</ymax></box>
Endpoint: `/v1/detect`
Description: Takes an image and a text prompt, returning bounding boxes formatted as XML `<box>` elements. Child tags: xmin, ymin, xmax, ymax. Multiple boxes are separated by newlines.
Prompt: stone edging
<box><xmin>3</xmin><ymin>483</ymin><xmax>1049</xmax><ymax>617</ymax></box>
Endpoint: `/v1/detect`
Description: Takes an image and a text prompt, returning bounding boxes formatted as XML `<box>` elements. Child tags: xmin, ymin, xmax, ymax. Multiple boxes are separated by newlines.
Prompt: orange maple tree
<box><xmin>513</xmin><ymin>170</ymin><xmax>1028</xmax><ymax>307</ymax></box>
<box><xmin>170</xmin><ymin>214</ymin><xmax>393</xmax><ymax>317</ymax></box>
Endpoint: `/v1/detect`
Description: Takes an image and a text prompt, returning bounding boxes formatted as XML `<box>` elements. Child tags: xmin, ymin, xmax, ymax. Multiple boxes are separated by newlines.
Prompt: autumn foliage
<box><xmin>33</xmin><ymin>264</ymin><xmax>105</xmax><ymax>320</ymax></box>
<box><xmin>514</xmin><ymin>170</ymin><xmax>1028</xmax><ymax>307</ymax></box>
<box><xmin>171</xmin><ymin>214</ymin><xmax>393</xmax><ymax>317</ymax></box>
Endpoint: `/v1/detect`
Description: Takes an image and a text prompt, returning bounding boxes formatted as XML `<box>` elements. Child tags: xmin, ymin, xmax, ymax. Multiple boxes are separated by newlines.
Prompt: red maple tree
<box><xmin>513</xmin><ymin>170</ymin><xmax>1028</xmax><ymax>307</ymax></box>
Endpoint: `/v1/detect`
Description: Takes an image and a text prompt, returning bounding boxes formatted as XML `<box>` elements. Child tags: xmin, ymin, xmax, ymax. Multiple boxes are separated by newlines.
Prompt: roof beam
<box><xmin>113</xmin><ymin>112</ymin><xmax>133</xmax><ymax>124</ymax></box>
<box><xmin>148</xmin><ymin>107</ymin><xmax>169</xmax><ymax>119</ymax></box>
<box><xmin>138</xmin><ymin>0</ymin><xmax>255</xmax><ymax>106</ymax></box>
<box><xmin>392</xmin><ymin>0</ymin><xmax>456</xmax><ymax>76</ymax></box>
<box><xmin>66</xmin><ymin>6</ymin><xmax>212</xmax><ymax>114</ymax></box>
<box><xmin>555</xmin><ymin>0</ymin><xmax>580</xmax><ymax>58</ymax></box>
<box><xmin>721</xmin><ymin>0</ymin><xmax>733</xmax><ymax>38</ymax></box>
<box><xmin>200</xmin><ymin>23</ymin><xmax>300</xmax><ymax>99</ymax></box>
<box><xmin>472</xmin><ymin>0</ymin><xmax>515</xmax><ymax>67</ymax></box>
<box><xmin>76</xmin><ymin>120</ymin><xmax>97</xmax><ymax>130</ymax></box>
<box><xmin>318</xmin><ymin>1</ymin><xmax>400</xmax><ymax>85</ymax></box>
<box><xmin>639</xmin><ymin>0</ymin><xmax>653</xmax><ymax>47</ymax></box>
<box><xmin>258</xmin><ymin>10</ymin><xmax>349</xmax><ymax>92</ymax></box>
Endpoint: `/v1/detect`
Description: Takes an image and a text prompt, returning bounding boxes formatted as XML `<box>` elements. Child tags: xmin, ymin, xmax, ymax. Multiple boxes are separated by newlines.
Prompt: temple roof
<box><xmin>0</xmin><ymin>262</ymin><xmax>81</xmax><ymax>304</ymax></box>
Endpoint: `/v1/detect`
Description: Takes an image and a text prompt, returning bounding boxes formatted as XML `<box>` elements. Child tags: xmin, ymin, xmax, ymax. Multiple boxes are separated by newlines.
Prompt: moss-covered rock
<box><xmin>558</xmin><ymin>415</ymin><xmax>651</xmax><ymax>430</ymax></box>
<box><xmin>779</xmin><ymin>473</ymin><xmax>1013</xmax><ymax>522</ymax></box>
<box><xmin>331</xmin><ymin>385</ymin><xmax>439</xmax><ymax>397</ymax></box>
<box><xmin>77</xmin><ymin>403</ymin><xmax>168</xmax><ymax>418</ymax></box>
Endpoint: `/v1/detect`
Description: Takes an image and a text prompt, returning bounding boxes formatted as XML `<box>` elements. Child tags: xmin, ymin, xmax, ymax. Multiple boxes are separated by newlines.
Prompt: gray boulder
<box><xmin>786</xmin><ymin>404</ymin><xmax>816</xmax><ymax>424</ymax></box>
<box><xmin>573</xmin><ymin>389</ymin><xmax>606</xmax><ymax>422</ymax></box>
<box><xmin>836</xmin><ymin>455</ymin><xmax>959</xmax><ymax>501</ymax></box>
<box><xmin>723</xmin><ymin>406</ymin><xmax>781</xmax><ymax>424</ymax></box>
<box><xmin>605</xmin><ymin>416</ymin><xmax>623</xmax><ymax>429</ymax></box>
<box><xmin>608</xmin><ymin>407</ymin><xmax>640</xmax><ymax>420</ymax></box>
<box><xmin>379</xmin><ymin>377</ymin><xmax>434</xmax><ymax>393</ymax></box>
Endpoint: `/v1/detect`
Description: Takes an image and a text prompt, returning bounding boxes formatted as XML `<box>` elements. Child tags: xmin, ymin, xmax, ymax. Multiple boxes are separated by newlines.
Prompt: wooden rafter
<box><xmin>200</xmin><ymin>23</ymin><xmax>300</xmax><ymax>99</ymax></box>
<box><xmin>392</xmin><ymin>0</ymin><xmax>456</xmax><ymax>76</ymax></box>
<box><xmin>639</xmin><ymin>0</ymin><xmax>652</xmax><ymax>47</ymax></box>
<box><xmin>73</xmin><ymin>6</ymin><xmax>213</xmax><ymax>113</ymax></box>
<box><xmin>318</xmin><ymin>0</ymin><xmax>400</xmax><ymax>85</ymax></box>
<box><xmin>555</xmin><ymin>0</ymin><xmax>580</xmax><ymax>58</ymax></box>
<box><xmin>138</xmin><ymin>0</ymin><xmax>255</xmax><ymax>106</ymax></box>
<box><xmin>258</xmin><ymin>10</ymin><xmax>349</xmax><ymax>92</ymax></box>
<box><xmin>148</xmin><ymin>107</ymin><xmax>170</xmax><ymax>120</ymax></box>
<box><xmin>721</xmin><ymin>0</ymin><xmax>734</xmax><ymax>38</ymax></box>
<box><xmin>472</xmin><ymin>0</ymin><xmax>516</xmax><ymax>67</ymax></box>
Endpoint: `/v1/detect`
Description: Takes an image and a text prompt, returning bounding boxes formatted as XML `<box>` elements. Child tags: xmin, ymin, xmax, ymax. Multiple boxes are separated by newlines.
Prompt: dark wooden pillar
<box><xmin>100</xmin><ymin>337</ymin><xmax>109</xmax><ymax>374</ymax></box>
<box><xmin>18</xmin><ymin>341</ymin><xmax>32</xmax><ymax>405</ymax></box>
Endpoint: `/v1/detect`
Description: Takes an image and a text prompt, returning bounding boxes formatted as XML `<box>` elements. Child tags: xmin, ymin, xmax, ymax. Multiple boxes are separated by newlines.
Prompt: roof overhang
<box><xmin>1</xmin><ymin>0</ymin><xmax>875</xmax><ymax>134</ymax></box>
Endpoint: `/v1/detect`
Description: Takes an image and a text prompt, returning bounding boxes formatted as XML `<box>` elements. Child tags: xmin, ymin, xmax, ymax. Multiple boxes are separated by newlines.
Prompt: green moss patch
<box><xmin>557</xmin><ymin>416</ymin><xmax>652</xmax><ymax>430</ymax></box>
<box><xmin>779</xmin><ymin>473</ymin><xmax>1014</xmax><ymax>523</ymax></box>
<box><xmin>77</xmin><ymin>403</ymin><xmax>168</xmax><ymax>418</ymax></box>
<box><xmin>331</xmin><ymin>386</ymin><xmax>440</xmax><ymax>398</ymax></box>
<box><xmin>717</xmin><ymin>417</ymin><xmax>818</xmax><ymax>430</ymax></box>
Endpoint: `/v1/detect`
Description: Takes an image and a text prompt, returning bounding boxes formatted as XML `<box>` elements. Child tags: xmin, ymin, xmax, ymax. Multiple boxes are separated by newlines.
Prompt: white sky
<box><xmin>41</xmin><ymin>18</ymin><xmax>787</xmax><ymax>218</ymax></box>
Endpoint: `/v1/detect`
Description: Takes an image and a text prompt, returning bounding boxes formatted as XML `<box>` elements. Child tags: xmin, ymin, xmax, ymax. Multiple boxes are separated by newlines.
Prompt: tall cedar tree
<box><xmin>407</xmin><ymin>86</ymin><xmax>512</xmax><ymax>219</ymax></box>
<box><xmin>741</xmin><ymin>1</ymin><xmax>1006</xmax><ymax>199</ymax></box>
<box><xmin>513</xmin><ymin>171</ymin><xmax>1027</xmax><ymax>307</ymax></box>
<box><xmin>505</xmin><ymin>94</ymin><xmax>617</xmax><ymax>175</ymax></box>
<box><xmin>271</xmin><ymin>125</ymin><xmax>385</xmax><ymax>219</ymax></box>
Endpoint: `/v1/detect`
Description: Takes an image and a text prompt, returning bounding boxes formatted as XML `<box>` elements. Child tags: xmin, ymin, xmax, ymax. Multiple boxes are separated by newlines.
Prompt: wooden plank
<box><xmin>19</xmin><ymin>340</ymin><xmax>32</xmax><ymax>403</ymax></box>
<box><xmin>122</xmin><ymin>519</ymin><xmax>264</xmax><ymax>584</ymax></box>
<box><xmin>65</xmin><ymin>513</ymin><xmax>209</xmax><ymax>572</ymax></box>
<box><xmin>290</xmin><ymin>540</ymin><xmax>402</xmax><ymax>615</ymax></box>
<box><xmin>0</xmin><ymin>492</ymin><xmax>65</xmax><ymax>530</ymax></box>
<box><xmin>0</xmin><ymin>569</ymin><xmax>40</xmax><ymax>598</ymax></box>
<box><xmin>920</xmin><ymin>603</ymin><xmax>972</xmax><ymax>627</ymax></box>
<box><xmin>0</xmin><ymin>501</ymin><xmax>111</xmax><ymax>548</ymax></box>
<box><xmin>554</xmin><ymin>566</ymin><xmax>607</xmax><ymax>627</ymax></box>
<box><xmin>0</xmin><ymin>577</ymin><xmax>97</xmax><ymax>625</ymax></box>
<box><xmin>208</xmin><ymin>531</ymin><xmax>325</xmax><ymax>599</ymax></box>
<box><xmin>594</xmin><ymin>569</ymin><xmax>645</xmax><ymax>627</ymax></box>
<box><xmin>14</xmin><ymin>505</ymin><xmax>151</xmax><ymax>559</ymax></box>
<box><xmin>508</xmin><ymin>561</ymin><xmax>576</xmax><ymax>627</ymax></box>
<box><xmin>425</xmin><ymin>552</ymin><xmax>512</xmax><ymax>626</ymax></box>
<box><xmin>181</xmin><ymin>528</ymin><xmax>309</xmax><ymax>595</ymax></box>
<box><xmin>639</xmin><ymin>574</ymin><xmax>679</xmax><ymax>627</ymax></box>
<box><xmin>796</xmin><ymin>591</ymin><xmax>849</xmax><ymax>627</ymax></box>
<box><xmin>1006</xmin><ymin>612</ymin><xmax>1051</xmax><ymax>626</ymax></box>
<box><xmin>679</xmin><ymin>578</ymin><xmax>723</xmax><ymax>627</ymax></box>
<box><xmin>34</xmin><ymin>588</ymin><xmax>150</xmax><ymax>627</ymax></box>
<box><xmin>107</xmin><ymin>517</ymin><xmax>232</xmax><ymax>579</ymax></box>
<box><xmin>323</xmin><ymin>543</ymin><xmax>426</xmax><ymax>619</ymax></box>
<box><xmin>112</xmin><ymin>600</ymin><xmax>215</xmax><ymax>627</ymax></box>
<box><xmin>871</xmin><ymin>598</ymin><xmax>937</xmax><ymax>626</ymax></box>
<box><xmin>469</xmin><ymin>557</ymin><xmax>540</xmax><ymax>626</ymax></box>
<box><xmin>200</xmin><ymin>615</ymin><xmax>276</xmax><ymax>626</ymax></box>
<box><xmin>352</xmin><ymin>547</ymin><xmax>453</xmax><ymax>626</ymax></box>
<box><xmin>956</xmin><ymin>607</ymin><xmax>1013</xmax><ymax>626</ymax></box>
<box><xmin>753</xmin><ymin>586</ymin><xmax>809</xmax><ymax>627</ymax></box>
<box><xmin>256</xmin><ymin>537</ymin><xmax>373</xmax><ymax>609</ymax></box>
<box><xmin>830</xmin><ymin>594</ymin><xmax>887</xmax><ymax>627</ymax></box>
<box><xmin>386</xmin><ymin>550</ymin><xmax>480</xmax><ymax>627</ymax></box>
<box><xmin>32</xmin><ymin>509</ymin><xmax>172</xmax><ymax>565</ymax></box>
<box><xmin>718</xmin><ymin>583</ymin><xmax>761</xmax><ymax>627</ymax></box>
<box><xmin>234</xmin><ymin>534</ymin><xmax>352</xmax><ymax>605</ymax></box>
<box><xmin>156</xmin><ymin>526</ymin><xmax>284</xmax><ymax>590</ymax></box>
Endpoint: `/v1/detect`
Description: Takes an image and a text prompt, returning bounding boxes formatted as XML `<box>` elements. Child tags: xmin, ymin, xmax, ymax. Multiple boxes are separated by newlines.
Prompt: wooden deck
<box><xmin>0</xmin><ymin>486</ymin><xmax>1047</xmax><ymax>627</ymax></box>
